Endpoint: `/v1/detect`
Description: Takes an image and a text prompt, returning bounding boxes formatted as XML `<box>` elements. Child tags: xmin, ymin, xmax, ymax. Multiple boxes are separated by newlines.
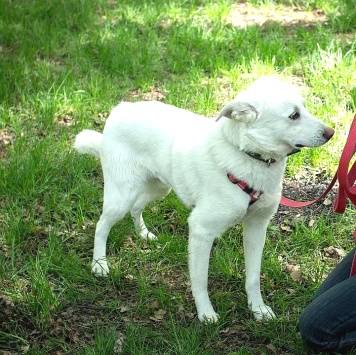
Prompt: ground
<box><xmin>1</xmin><ymin>0</ymin><xmax>354</xmax><ymax>354</ymax></box>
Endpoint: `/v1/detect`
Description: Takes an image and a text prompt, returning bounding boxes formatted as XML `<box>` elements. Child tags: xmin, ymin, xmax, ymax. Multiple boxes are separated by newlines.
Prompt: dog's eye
<box><xmin>289</xmin><ymin>112</ymin><xmax>300</xmax><ymax>120</ymax></box>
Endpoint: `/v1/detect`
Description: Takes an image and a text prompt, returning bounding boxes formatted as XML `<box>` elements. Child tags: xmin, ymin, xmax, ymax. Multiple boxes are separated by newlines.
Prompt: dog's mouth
<box><xmin>287</xmin><ymin>147</ymin><xmax>302</xmax><ymax>156</ymax></box>
<box><xmin>295</xmin><ymin>144</ymin><xmax>305</xmax><ymax>148</ymax></box>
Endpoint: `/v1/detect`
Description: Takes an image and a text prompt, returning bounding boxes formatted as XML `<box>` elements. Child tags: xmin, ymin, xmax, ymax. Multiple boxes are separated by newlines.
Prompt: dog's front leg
<box><xmin>188</xmin><ymin>215</ymin><xmax>219</xmax><ymax>323</ymax></box>
<box><xmin>242</xmin><ymin>216</ymin><xmax>276</xmax><ymax>321</ymax></box>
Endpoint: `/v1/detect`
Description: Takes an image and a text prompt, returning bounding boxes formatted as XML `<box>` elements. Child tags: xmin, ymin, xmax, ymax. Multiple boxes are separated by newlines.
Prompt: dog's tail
<box><xmin>74</xmin><ymin>130</ymin><xmax>103</xmax><ymax>158</ymax></box>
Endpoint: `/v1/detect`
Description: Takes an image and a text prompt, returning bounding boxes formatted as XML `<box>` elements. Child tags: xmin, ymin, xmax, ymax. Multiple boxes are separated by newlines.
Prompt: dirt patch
<box><xmin>125</xmin><ymin>87</ymin><xmax>167</xmax><ymax>102</ymax></box>
<box><xmin>0</xmin><ymin>128</ymin><xmax>15</xmax><ymax>161</ymax></box>
<box><xmin>226</xmin><ymin>2</ymin><xmax>328</xmax><ymax>29</ymax></box>
<box><xmin>335</xmin><ymin>33</ymin><xmax>355</xmax><ymax>45</ymax></box>
<box><xmin>277</xmin><ymin>167</ymin><xmax>337</xmax><ymax>230</ymax></box>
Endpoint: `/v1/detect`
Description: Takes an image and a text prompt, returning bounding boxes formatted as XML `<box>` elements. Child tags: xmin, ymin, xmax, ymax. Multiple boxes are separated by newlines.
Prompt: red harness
<box><xmin>227</xmin><ymin>173</ymin><xmax>261</xmax><ymax>205</ymax></box>
<box><xmin>281</xmin><ymin>114</ymin><xmax>356</xmax><ymax>276</ymax></box>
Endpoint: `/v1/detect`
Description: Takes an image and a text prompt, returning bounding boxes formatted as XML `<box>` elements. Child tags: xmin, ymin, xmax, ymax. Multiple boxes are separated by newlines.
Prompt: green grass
<box><xmin>1</xmin><ymin>0</ymin><xmax>356</xmax><ymax>353</ymax></box>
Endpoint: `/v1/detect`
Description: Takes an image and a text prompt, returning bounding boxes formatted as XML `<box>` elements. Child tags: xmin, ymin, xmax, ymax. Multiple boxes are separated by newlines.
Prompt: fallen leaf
<box><xmin>120</xmin><ymin>306</ymin><xmax>129</xmax><ymax>313</ymax></box>
<box><xmin>323</xmin><ymin>198</ymin><xmax>332</xmax><ymax>206</ymax></box>
<box><xmin>290</xmin><ymin>270</ymin><xmax>303</xmax><ymax>282</ymax></box>
<box><xmin>285</xmin><ymin>263</ymin><xmax>305</xmax><ymax>282</ymax></box>
<box><xmin>308</xmin><ymin>219</ymin><xmax>315</xmax><ymax>227</ymax></box>
<box><xmin>323</xmin><ymin>246</ymin><xmax>346</xmax><ymax>258</ymax></box>
<box><xmin>113</xmin><ymin>332</ymin><xmax>126</xmax><ymax>354</ymax></box>
<box><xmin>220</xmin><ymin>328</ymin><xmax>231</xmax><ymax>335</ymax></box>
<box><xmin>220</xmin><ymin>327</ymin><xmax>242</xmax><ymax>336</ymax></box>
<box><xmin>284</xmin><ymin>264</ymin><xmax>300</xmax><ymax>273</ymax></box>
<box><xmin>0</xmin><ymin>129</ymin><xmax>14</xmax><ymax>146</ymax></box>
<box><xmin>266</xmin><ymin>343</ymin><xmax>278</xmax><ymax>354</ymax></box>
<box><xmin>20</xmin><ymin>345</ymin><xmax>30</xmax><ymax>353</ymax></box>
<box><xmin>150</xmin><ymin>309</ymin><xmax>167</xmax><ymax>322</ymax></box>
<box><xmin>220</xmin><ymin>326</ymin><xmax>246</xmax><ymax>336</ymax></box>
<box><xmin>57</xmin><ymin>114</ymin><xmax>73</xmax><ymax>127</ymax></box>
<box><xmin>280</xmin><ymin>223</ymin><xmax>293</xmax><ymax>232</ymax></box>
<box><xmin>149</xmin><ymin>300</ymin><xmax>160</xmax><ymax>310</ymax></box>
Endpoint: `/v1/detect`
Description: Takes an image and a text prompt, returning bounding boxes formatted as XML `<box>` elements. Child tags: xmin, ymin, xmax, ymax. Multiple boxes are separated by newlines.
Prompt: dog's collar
<box><xmin>242</xmin><ymin>148</ymin><xmax>301</xmax><ymax>167</ymax></box>
<box><xmin>227</xmin><ymin>173</ymin><xmax>262</xmax><ymax>205</ymax></box>
<box><xmin>243</xmin><ymin>151</ymin><xmax>276</xmax><ymax>167</ymax></box>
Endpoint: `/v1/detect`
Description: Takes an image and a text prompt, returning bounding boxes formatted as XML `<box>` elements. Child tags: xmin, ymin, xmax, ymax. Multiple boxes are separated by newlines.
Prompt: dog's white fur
<box><xmin>74</xmin><ymin>77</ymin><xmax>333</xmax><ymax>322</ymax></box>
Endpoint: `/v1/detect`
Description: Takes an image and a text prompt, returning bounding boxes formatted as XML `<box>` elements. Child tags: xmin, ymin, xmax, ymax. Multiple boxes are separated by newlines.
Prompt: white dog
<box><xmin>74</xmin><ymin>77</ymin><xmax>334</xmax><ymax>322</ymax></box>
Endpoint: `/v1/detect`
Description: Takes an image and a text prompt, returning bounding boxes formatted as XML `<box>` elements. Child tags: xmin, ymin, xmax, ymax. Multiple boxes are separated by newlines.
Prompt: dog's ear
<box><xmin>216</xmin><ymin>101</ymin><xmax>258</xmax><ymax>122</ymax></box>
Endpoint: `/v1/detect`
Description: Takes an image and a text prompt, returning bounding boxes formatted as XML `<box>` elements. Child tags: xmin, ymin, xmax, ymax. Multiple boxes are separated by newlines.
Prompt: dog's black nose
<box><xmin>323</xmin><ymin>127</ymin><xmax>335</xmax><ymax>141</ymax></box>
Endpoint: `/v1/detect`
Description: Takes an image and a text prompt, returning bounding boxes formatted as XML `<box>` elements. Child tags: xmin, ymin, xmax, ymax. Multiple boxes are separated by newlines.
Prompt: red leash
<box><xmin>280</xmin><ymin>114</ymin><xmax>356</xmax><ymax>276</ymax></box>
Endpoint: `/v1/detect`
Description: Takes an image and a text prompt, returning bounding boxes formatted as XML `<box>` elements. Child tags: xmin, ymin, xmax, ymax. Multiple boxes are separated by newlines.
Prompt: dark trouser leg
<box><xmin>314</xmin><ymin>249</ymin><xmax>356</xmax><ymax>299</ymax></box>
<box><xmin>299</xmin><ymin>249</ymin><xmax>356</xmax><ymax>352</ymax></box>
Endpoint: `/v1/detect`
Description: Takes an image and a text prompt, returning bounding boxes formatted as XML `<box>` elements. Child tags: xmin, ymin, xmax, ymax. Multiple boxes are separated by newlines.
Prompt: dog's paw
<box><xmin>198</xmin><ymin>310</ymin><xmax>220</xmax><ymax>324</ymax></box>
<box><xmin>91</xmin><ymin>258</ymin><xmax>109</xmax><ymax>277</ymax></box>
<box><xmin>251</xmin><ymin>304</ymin><xmax>276</xmax><ymax>321</ymax></box>
<box><xmin>139</xmin><ymin>231</ymin><xmax>157</xmax><ymax>240</ymax></box>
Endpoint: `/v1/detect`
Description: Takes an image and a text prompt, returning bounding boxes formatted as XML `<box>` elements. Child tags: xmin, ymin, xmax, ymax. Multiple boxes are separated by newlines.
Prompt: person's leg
<box><xmin>299</xmin><ymin>249</ymin><xmax>356</xmax><ymax>352</ymax></box>
<box><xmin>314</xmin><ymin>248</ymin><xmax>356</xmax><ymax>299</ymax></box>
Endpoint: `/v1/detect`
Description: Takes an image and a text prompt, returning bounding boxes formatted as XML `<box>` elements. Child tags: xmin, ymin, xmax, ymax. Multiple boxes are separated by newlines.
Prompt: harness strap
<box><xmin>227</xmin><ymin>173</ymin><xmax>261</xmax><ymax>205</ymax></box>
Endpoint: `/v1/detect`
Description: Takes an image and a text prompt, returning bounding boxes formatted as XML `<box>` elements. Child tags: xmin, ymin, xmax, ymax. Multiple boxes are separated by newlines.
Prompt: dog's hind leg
<box><xmin>92</xmin><ymin>181</ymin><xmax>140</xmax><ymax>277</ymax></box>
<box><xmin>242</xmin><ymin>215</ymin><xmax>276</xmax><ymax>321</ymax></box>
<box><xmin>130</xmin><ymin>179</ymin><xmax>171</xmax><ymax>240</ymax></box>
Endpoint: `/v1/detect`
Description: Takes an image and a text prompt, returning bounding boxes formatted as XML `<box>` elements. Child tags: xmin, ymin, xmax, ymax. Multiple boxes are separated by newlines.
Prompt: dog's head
<box><xmin>217</xmin><ymin>76</ymin><xmax>334</xmax><ymax>159</ymax></box>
